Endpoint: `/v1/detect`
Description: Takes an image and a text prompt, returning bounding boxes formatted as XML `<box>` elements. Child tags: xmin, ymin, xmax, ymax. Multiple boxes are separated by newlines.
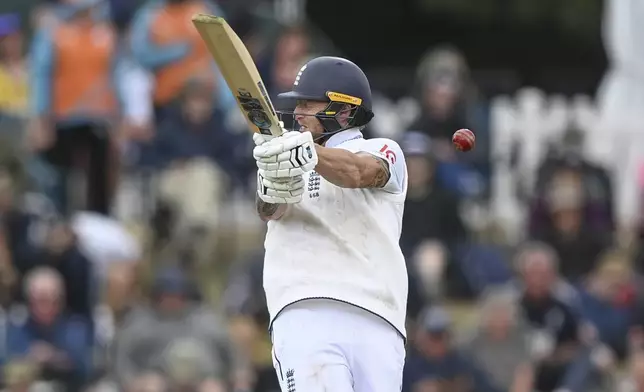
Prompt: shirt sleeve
<box><xmin>355</xmin><ymin>138</ymin><xmax>407</xmax><ymax>194</ymax></box>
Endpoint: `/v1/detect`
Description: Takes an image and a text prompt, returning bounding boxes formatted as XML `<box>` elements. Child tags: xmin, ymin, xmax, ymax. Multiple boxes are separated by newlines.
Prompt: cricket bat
<box><xmin>192</xmin><ymin>14</ymin><xmax>283</xmax><ymax>137</ymax></box>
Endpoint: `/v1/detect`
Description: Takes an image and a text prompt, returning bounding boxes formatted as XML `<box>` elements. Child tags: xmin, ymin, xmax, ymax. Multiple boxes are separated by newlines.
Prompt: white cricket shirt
<box><xmin>263</xmin><ymin>128</ymin><xmax>409</xmax><ymax>337</ymax></box>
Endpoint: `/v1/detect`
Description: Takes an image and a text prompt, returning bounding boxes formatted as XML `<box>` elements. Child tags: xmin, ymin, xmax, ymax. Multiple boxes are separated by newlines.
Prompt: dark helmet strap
<box><xmin>311</xmin><ymin>102</ymin><xmax>346</xmax><ymax>144</ymax></box>
<box><xmin>313</xmin><ymin>102</ymin><xmax>375</xmax><ymax>143</ymax></box>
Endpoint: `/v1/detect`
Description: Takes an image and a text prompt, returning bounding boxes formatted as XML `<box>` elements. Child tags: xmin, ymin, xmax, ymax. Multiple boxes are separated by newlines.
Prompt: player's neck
<box><xmin>324</xmin><ymin>128</ymin><xmax>363</xmax><ymax>148</ymax></box>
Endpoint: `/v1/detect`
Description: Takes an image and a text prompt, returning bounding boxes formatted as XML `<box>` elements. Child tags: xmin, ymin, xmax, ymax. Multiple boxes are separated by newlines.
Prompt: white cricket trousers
<box><xmin>270</xmin><ymin>299</ymin><xmax>405</xmax><ymax>392</ymax></box>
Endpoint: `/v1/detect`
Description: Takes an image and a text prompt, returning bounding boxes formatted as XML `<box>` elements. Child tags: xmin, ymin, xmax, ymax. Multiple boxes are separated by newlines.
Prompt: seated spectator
<box><xmin>406</xmin><ymin>46</ymin><xmax>484</xmax><ymax>197</ymax></box>
<box><xmin>403</xmin><ymin>306</ymin><xmax>502</xmax><ymax>392</ymax></box>
<box><xmin>261</xmin><ymin>25</ymin><xmax>312</xmax><ymax>131</ymax></box>
<box><xmin>460</xmin><ymin>289</ymin><xmax>535</xmax><ymax>392</ymax></box>
<box><xmin>407</xmin><ymin>46</ymin><xmax>470</xmax><ymax>145</ymax></box>
<box><xmin>91</xmin><ymin>261</ymin><xmax>140</xmax><ymax>383</ymax></box>
<box><xmin>531</xmin><ymin>127</ymin><xmax>615</xmax><ymax>235</ymax></box>
<box><xmin>515</xmin><ymin>245</ymin><xmax>591</xmax><ymax>391</ymax></box>
<box><xmin>113</xmin><ymin>267</ymin><xmax>251</xmax><ymax>392</ymax></box>
<box><xmin>509</xmin><ymin>242</ymin><xmax>579</xmax><ymax>306</ymax></box>
<box><xmin>223</xmin><ymin>250</ymin><xmax>280</xmax><ymax>392</ymax></box>
<box><xmin>5</xmin><ymin>267</ymin><xmax>93</xmax><ymax>391</ymax></box>
<box><xmin>153</xmin><ymin>79</ymin><xmax>250</xmax><ymax>265</ymax></box>
<box><xmin>578</xmin><ymin>250</ymin><xmax>639</xmax><ymax>360</ymax></box>
<box><xmin>399</xmin><ymin>132</ymin><xmax>467</xmax><ymax>302</ymax></box>
<box><xmin>0</xmin><ymin>172</ymin><xmax>94</xmax><ymax>319</ymax></box>
<box><xmin>38</xmin><ymin>220</ymin><xmax>95</xmax><ymax>321</ymax></box>
<box><xmin>400</xmin><ymin>132</ymin><xmax>466</xmax><ymax>256</ymax></box>
<box><xmin>530</xmin><ymin>165</ymin><xmax>612</xmax><ymax>282</ymax></box>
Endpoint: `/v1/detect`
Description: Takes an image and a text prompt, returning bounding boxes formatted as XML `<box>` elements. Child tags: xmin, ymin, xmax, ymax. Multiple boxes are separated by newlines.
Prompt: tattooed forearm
<box><xmin>367</xmin><ymin>157</ymin><xmax>391</xmax><ymax>188</ymax></box>
<box><xmin>315</xmin><ymin>146</ymin><xmax>391</xmax><ymax>189</ymax></box>
<box><xmin>257</xmin><ymin>199</ymin><xmax>279</xmax><ymax>216</ymax></box>
<box><xmin>255</xmin><ymin>194</ymin><xmax>286</xmax><ymax>221</ymax></box>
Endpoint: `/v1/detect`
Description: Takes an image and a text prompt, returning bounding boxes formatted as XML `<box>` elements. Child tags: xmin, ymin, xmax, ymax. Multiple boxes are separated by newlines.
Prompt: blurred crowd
<box><xmin>0</xmin><ymin>0</ymin><xmax>643</xmax><ymax>391</ymax></box>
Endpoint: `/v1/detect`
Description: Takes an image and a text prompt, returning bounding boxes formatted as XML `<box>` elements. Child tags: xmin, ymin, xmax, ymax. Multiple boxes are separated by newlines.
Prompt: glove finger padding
<box><xmin>253</xmin><ymin>131</ymin><xmax>318</xmax><ymax>178</ymax></box>
<box><xmin>257</xmin><ymin>171</ymin><xmax>304</xmax><ymax>204</ymax></box>
<box><xmin>259</xmin><ymin>175</ymin><xmax>305</xmax><ymax>191</ymax></box>
<box><xmin>259</xmin><ymin>166</ymin><xmax>306</xmax><ymax>178</ymax></box>
<box><xmin>252</xmin><ymin>121</ymin><xmax>286</xmax><ymax>146</ymax></box>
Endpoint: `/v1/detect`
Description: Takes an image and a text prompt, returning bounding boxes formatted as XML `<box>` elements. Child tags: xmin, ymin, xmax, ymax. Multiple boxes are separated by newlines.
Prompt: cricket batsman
<box><xmin>253</xmin><ymin>56</ymin><xmax>408</xmax><ymax>391</ymax></box>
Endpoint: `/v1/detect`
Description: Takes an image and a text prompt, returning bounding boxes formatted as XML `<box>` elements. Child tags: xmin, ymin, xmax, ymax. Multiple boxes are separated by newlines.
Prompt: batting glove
<box><xmin>252</xmin><ymin>131</ymin><xmax>273</xmax><ymax>147</ymax></box>
<box><xmin>257</xmin><ymin>170</ymin><xmax>305</xmax><ymax>204</ymax></box>
<box><xmin>253</xmin><ymin>131</ymin><xmax>318</xmax><ymax>178</ymax></box>
<box><xmin>252</xmin><ymin>121</ymin><xmax>285</xmax><ymax>146</ymax></box>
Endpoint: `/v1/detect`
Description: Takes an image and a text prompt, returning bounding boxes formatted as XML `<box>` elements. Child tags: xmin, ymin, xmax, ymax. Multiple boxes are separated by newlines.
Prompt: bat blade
<box><xmin>192</xmin><ymin>13</ymin><xmax>283</xmax><ymax>137</ymax></box>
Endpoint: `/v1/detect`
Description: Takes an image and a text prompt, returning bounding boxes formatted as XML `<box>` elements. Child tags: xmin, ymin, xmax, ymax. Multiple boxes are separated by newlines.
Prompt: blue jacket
<box><xmin>577</xmin><ymin>286</ymin><xmax>633</xmax><ymax>357</ymax></box>
<box><xmin>6</xmin><ymin>314</ymin><xmax>93</xmax><ymax>381</ymax></box>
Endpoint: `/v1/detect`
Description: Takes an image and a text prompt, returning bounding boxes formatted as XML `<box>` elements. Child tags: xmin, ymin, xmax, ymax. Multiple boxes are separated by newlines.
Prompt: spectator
<box><xmin>3</xmin><ymin>183</ymin><xmax>94</xmax><ymax>321</ymax></box>
<box><xmin>0</xmin><ymin>13</ymin><xmax>28</xmax><ymax>118</ymax></box>
<box><xmin>399</xmin><ymin>131</ymin><xmax>467</xmax><ymax>302</ymax></box>
<box><xmin>264</xmin><ymin>25</ymin><xmax>311</xmax><ymax>97</ymax></box>
<box><xmin>460</xmin><ymin>289</ymin><xmax>535</xmax><ymax>392</ymax></box>
<box><xmin>129</xmin><ymin>0</ymin><xmax>235</xmax><ymax>121</ymax></box>
<box><xmin>259</xmin><ymin>25</ymin><xmax>312</xmax><ymax>131</ymax></box>
<box><xmin>406</xmin><ymin>46</ymin><xmax>484</xmax><ymax>197</ymax></box>
<box><xmin>29</xmin><ymin>0</ymin><xmax>123</xmax><ymax>215</ymax></box>
<box><xmin>531</xmin><ymin>127</ymin><xmax>615</xmax><ymax>237</ymax></box>
<box><xmin>113</xmin><ymin>266</ymin><xmax>251</xmax><ymax>392</ymax></box>
<box><xmin>403</xmin><ymin>306</ymin><xmax>502</xmax><ymax>392</ymax></box>
<box><xmin>400</xmin><ymin>131</ymin><xmax>466</xmax><ymax>256</ymax></box>
<box><xmin>153</xmin><ymin>79</ymin><xmax>247</xmax><ymax>265</ymax></box>
<box><xmin>36</xmin><ymin>220</ymin><xmax>95</xmax><ymax>320</ymax></box>
<box><xmin>0</xmin><ymin>173</ymin><xmax>53</xmax><ymax>306</ymax></box>
<box><xmin>5</xmin><ymin>267</ymin><xmax>93</xmax><ymax>391</ymax></box>
<box><xmin>223</xmin><ymin>250</ymin><xmax>281</xmax><ymax>392</ymax></box>
<box><xmin>530</xmin><ymin>164</ymin><xmax>612</xmax><ymax>282</ymax></box>
<box><xmin>578</xmin><ymin>250</ymin><xmax>639</xmax><ymax>360</ymax></box>
<box><xmin>514</xmin><ymin>242</ymin><xmax>595</xmax><ymax>391</ymax></box>
<box><xmin>408</xmin><ymin>46</ymin><xmax>471</xmax><ymax>143</ymax></box>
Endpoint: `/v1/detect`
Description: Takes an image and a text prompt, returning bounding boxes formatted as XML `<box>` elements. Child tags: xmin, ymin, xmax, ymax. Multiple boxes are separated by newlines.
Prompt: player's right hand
<box><xmin>252</xmin><ymin>121</ymin><xmax>286</xmax><ymax>146</ymax></box>
<box><xmin>253</xmin><ymin>132</ymin><xmax>272</xmax><ymax>146</ymax></box>
<box><xmin>257</xmin><ymin>170</ymin><xmax>304</xmax><ymax>204</ymax></box>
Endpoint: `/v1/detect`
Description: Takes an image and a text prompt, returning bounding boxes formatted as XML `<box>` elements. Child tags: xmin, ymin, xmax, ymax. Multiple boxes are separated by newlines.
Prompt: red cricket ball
<box><xmin>452</xmin><ymin>128</ymin><xmax>475</xmax><ymax>152</ymax></box>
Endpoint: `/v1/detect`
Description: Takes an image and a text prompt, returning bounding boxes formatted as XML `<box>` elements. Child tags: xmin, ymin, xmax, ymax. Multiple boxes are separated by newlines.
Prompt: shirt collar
<box><xmin>324</xmin><ymin>128</ymin><xmax>363</xmax><ymax>148</ymax></box>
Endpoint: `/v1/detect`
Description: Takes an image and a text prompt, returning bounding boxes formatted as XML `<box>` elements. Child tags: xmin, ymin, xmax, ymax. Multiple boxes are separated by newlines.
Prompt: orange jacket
<box><xmin>149</xmin><ymin>1</ymin><xmax>214</xmax><ymax>105</ymax></box>
<box><xmin>51</xmin><ymin>22</ymin><xmax>118</xmax><ymax>119</ymax></box>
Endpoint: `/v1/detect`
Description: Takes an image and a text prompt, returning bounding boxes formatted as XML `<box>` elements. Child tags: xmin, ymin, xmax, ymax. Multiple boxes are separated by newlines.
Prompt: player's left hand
<box><xmin>257</xmin><ymin>171</ymin><xmax>305</xmax><ymax>204</ymax></box>
<box><xmin>253</xmin><ymin>131</ymin><xmax>318</xmax><ymax>178</ymax></box>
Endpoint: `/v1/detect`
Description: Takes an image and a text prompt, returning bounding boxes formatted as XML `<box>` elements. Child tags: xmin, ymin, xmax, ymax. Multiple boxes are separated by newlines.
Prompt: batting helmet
<box><xmin>277</xmin><ymin>56</ymin><xmax>374</xmax><ymax>138</ymax></box>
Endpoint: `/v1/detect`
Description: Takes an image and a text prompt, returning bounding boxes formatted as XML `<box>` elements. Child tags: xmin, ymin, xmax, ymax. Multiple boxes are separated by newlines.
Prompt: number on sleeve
<box><xmin>379</xmin><ymin>144</ymin><xmax>397</xmax><ymax>164</ymax></box>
